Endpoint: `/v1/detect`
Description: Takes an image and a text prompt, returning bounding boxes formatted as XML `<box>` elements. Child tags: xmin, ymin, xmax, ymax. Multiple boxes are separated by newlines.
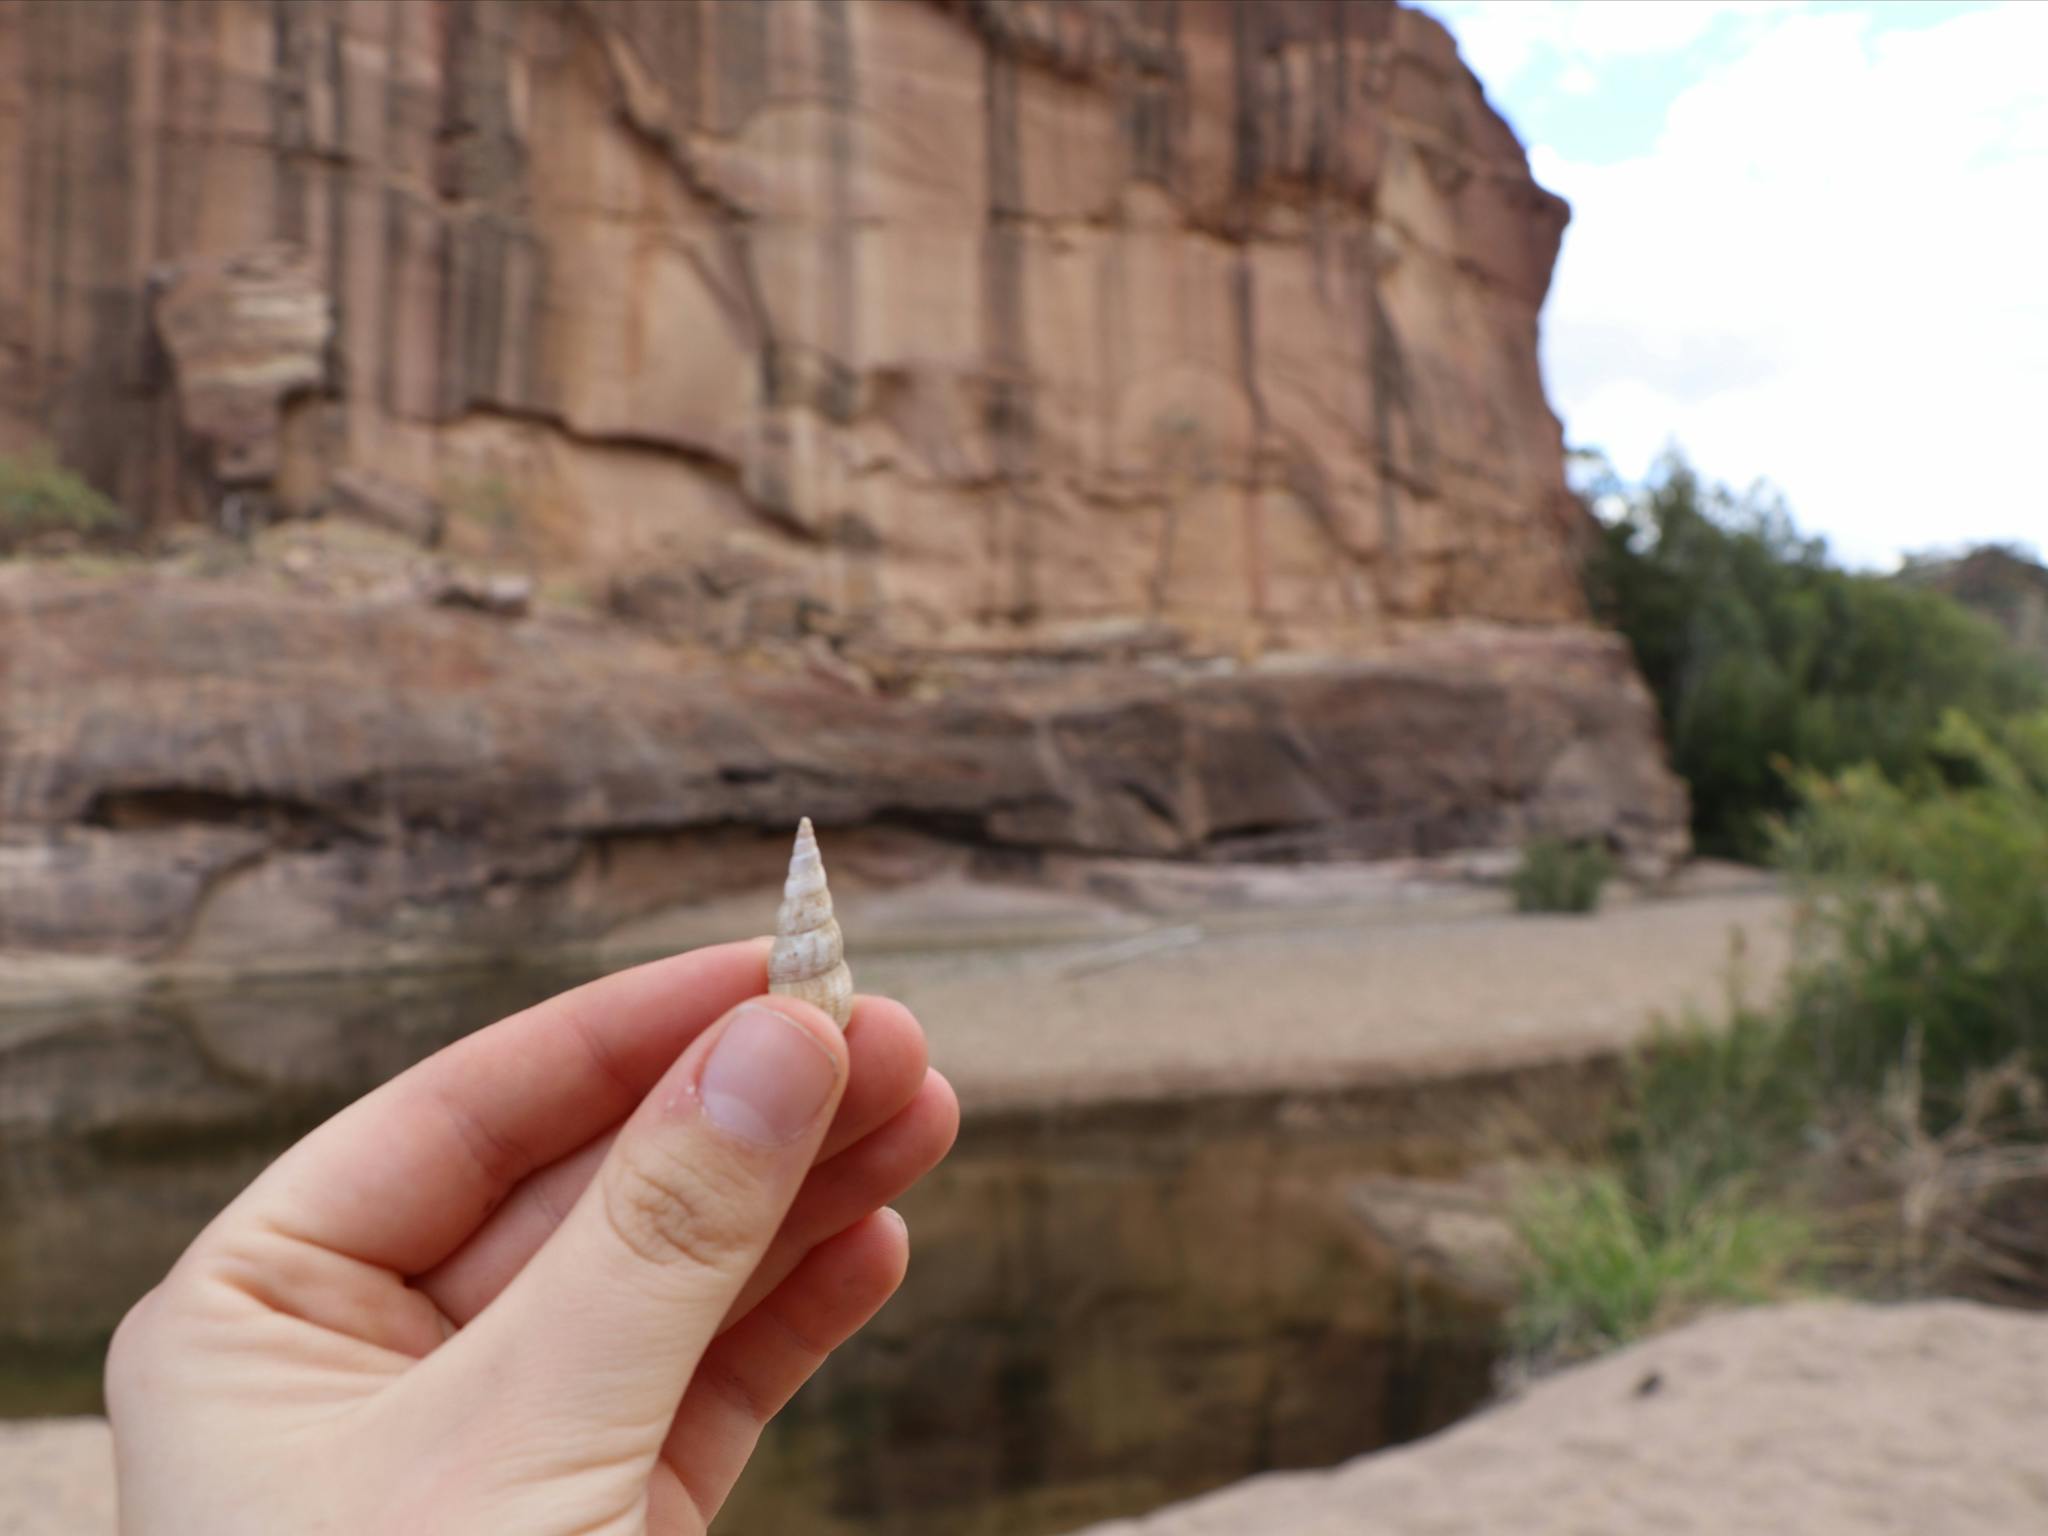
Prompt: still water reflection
<box><xmin>2</xmin><ymin>962</ymin><xmax>583</xmax><ymax>1413</ymax></box>
<box><xmin>2</xmin><ymin>962</ymin><xmax>1501</xmax><ymax>1534</ymax></box>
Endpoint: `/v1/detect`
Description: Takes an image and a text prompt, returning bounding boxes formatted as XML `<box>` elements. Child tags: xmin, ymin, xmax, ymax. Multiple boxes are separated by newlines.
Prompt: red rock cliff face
<box><xmin>3</xmin><ymin>0</ymin><xmax>1580</xmax><ymax>646</ymax></box>
<box><xmin>0</xmin><ymin>0</ymin><xmax>1686</xmax><ymax>969</ymax></box>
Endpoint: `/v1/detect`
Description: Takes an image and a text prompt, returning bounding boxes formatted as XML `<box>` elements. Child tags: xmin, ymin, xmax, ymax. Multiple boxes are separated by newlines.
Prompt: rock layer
<box><xmin>0</xmin><ymin>571</ymin><xmax>1681</xmax><ymax>967</ymax></box>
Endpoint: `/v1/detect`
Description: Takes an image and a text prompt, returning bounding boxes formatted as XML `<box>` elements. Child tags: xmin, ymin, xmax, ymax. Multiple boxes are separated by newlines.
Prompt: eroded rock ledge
<box><xmin>0</xmin><ymin>571</ymin><xmax>1681</xmax><ymax>972</ymax></box>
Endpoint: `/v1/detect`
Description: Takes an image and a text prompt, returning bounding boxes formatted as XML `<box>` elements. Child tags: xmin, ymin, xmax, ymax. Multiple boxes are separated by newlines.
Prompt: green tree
<box><xmin>1580</xmin><ymin>452</ymin><xmax>2043</xmax><ymax>858</ymax></box>
<box><xmin>1778</xmin><ymin>710</ymin><xmax>2048</xmax><ymax>1108</ymax></box>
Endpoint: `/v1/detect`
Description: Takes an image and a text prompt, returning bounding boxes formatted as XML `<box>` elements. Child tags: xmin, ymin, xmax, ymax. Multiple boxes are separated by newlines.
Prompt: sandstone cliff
<box><xmin>0</xmin><ymin>0</ymin><xmax>1686</xmax><ymax>969</ymax></box>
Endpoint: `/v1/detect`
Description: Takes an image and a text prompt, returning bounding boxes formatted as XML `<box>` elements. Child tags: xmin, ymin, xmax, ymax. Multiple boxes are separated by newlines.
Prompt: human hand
<box><xmin>105</xmin><ymin>939</ymin><xmax>959</xmax><ymax>1534</ymax></box>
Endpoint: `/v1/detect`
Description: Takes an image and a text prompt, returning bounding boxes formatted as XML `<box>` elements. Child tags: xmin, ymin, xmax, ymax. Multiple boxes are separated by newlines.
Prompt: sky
<box><xmin>1418</xmin><ymin>0</ymin><xmax>2047</xmax><ymax>569</ymax></box>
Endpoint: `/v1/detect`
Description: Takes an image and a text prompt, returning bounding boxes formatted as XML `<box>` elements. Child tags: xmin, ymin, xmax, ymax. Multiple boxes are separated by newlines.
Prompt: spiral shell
<box><xmin>767</xmin><ymin>817</ymin><xmax>854</xmax><ymax>1028</ymax></box>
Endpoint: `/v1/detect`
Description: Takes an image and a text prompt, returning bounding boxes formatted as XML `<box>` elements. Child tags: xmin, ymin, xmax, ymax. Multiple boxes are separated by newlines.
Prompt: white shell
<box><xmin>767</xmin><ymin>817</ymin><xmax>854</xmax><ymax>1028</ymax></box>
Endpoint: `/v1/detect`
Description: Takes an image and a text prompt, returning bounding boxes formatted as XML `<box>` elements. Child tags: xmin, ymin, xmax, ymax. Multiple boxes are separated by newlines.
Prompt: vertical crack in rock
<box><xmin>1231</xmin><ymin>0</ymin><xmax>1264</xmax><ymax>205</ymax></box>
<box><xmin>324</xmin><ymin>1</ymin><xmax>347</xmax><ymax>357</ymax></box>
<box><xmin>1232</xmin><ymin>250</ymin><xmax>1269</xmax><ymax>630</ymax></box>
<box><xmin>375</xmin><ymin>1</ymin><xmax>406</xmax><ymax>419</ymax></box>
<box><xmin>435</xmin><ymin>0</ymin><xmax>525</xmax><ymax>422</ymax></box>
<box><xmin>982</xmin><ymin>37</ymin><xmax>1036</xmax><ymax>623</ymax></box>
<box><xmin>271</xmin><ymin>0</ymin><xmax>309</xmax><ymax>248</ymax></box>
<box><xmin>818</xmin><ymin>0</ymin><xmax>858</xmax><ymax>421</ymax></box>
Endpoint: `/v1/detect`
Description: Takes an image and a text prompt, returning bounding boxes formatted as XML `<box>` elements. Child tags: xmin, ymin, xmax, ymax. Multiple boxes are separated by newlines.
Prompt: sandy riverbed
<box><xmin>863</xmin><ymin>874</ymin><xmax>1794</xmax><ymax>1111</ymax></box>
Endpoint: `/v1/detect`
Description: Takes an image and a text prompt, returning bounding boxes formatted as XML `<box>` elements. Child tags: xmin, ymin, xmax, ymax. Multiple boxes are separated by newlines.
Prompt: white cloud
<box><xmin>1518</xmin><ymin>3</ymin><xmax>2048</xmax><ymax>566</ymax></box>
<box><xmin>1557</xmin><ymin>62</ymin><xmax>1600</xmax><ymax>97</ymax></box>
<box><xmin>1428</xmin><ymin>1</ymin><xmax>1776</xmax><ymax>96</ymax></box>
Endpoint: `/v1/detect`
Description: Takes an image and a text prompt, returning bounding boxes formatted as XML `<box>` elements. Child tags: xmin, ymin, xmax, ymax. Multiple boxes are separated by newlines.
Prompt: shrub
<box><xmin>1580</xmin><ymin>452</ymin><xmax>2043</xmax><ymax>859</ymax></box>
<box><xmin>1511</xmin><ymin>1002</ymin><xmax>1817</xmax><ymax>1362</ymax></box>
<box><xmin>1510</xmin><ymin>714</ymin><xmax>2048</xmax><ymax>1360</ymax></box>
<box><xmin>0</xmin><ymin>449</ymin><xmax>126</xmax><ymax>553</ymax></box>
<box><xmin>1824</xmin><ymin>1046</ymin><xmax>2048</xmax><ymax>1303</ymax></box>
<box><xmin>1614</xmin><ymin>1004</ymin><xmax>1816</xmax><ymax>1218</ymax></box>
<box><xmin>1511</xmin><ymin>1165</ymin><xmax>1811</xmax><ymax>1364</ymax></box>
<box><xmin>1776</xmin><ymin>709</ymin><xmax>2048</xmax><ymax>1115</ymax></box>
<box><xmin>1510</xmin><ymin>837</ymin><xmax>1614</xmax><ymax>914</ymax></box>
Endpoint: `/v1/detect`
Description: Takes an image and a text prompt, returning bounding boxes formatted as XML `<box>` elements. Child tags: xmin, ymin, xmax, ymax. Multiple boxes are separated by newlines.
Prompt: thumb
<box><xmin>426</xmin><ymin>995</ymin><xmax>848</xmax><ymax>1453</ymax></box>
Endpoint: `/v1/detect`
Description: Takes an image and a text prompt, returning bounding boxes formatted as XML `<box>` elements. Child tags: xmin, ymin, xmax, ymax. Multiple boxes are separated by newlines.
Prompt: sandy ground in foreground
<box><xmin>1072</xmin><ymin>1300</ymin><xmax>2048</xmax><ymax>1535</ymax></box>
<box><xmin>0</xmin><ymin>1419</ymin><xmax>108</xmax><ymax>1536</ymax></box>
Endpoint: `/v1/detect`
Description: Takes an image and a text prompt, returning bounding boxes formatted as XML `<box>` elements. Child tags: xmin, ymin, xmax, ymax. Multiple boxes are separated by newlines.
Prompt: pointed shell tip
<box><xmin>770</xmin><ymin>814</ymin><xmax>850</xmax><ymax>1027</ymax></box>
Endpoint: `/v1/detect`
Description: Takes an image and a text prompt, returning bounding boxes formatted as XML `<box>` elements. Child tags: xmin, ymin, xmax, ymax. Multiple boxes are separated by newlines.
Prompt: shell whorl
<box><xmin>767</xmin><ymin>817</ymin><xmax>853</xmax><ymax>1028</ymax></box>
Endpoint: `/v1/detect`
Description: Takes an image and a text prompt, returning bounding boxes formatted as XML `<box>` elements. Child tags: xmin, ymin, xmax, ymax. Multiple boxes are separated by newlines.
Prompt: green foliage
<box><xmin>1615</xmin><ymin>1005</ymin><xmax>1816</xmax><ymax>1215</ymax></box>
<box><xmin>1581</xmin><ymin>452</ymin><xmax>2044</xmax><ymax>859</ymax></box>
<box><xmin>1511</xmin><ymin>1166</ymin><xmax>1811</xmax><ymax>1363</ymax></box>
<box><xmin>1510</xmin><ymin>836</ymin><xmax>1614</xmax><ymax>914</ymax></box>
<box><xmin>1776</xmin><ymin>710</ymin><xmax>2048</xmax><ymax>1113</ymax></box>
<box><xmin>1512</xmin><ymin>715</ymin><xmax>2048</xmax><ymax>1358</ymax></box>
<box><xmin>0</xmin><ymin>449</ymin><xmax>126</xmax><ymax>552</ymax></box>
<box><xmin>1512</xmin><ymin>1006</ymin><xmax>1816</xmax><ymax>1361</ymax></box>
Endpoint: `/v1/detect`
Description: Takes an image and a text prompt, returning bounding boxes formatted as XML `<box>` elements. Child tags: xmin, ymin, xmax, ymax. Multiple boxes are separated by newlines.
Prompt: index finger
<box><xmin>210</xmin><ymin>939</ymin><xmax>772</xmax><ymax>1275</ymax></box>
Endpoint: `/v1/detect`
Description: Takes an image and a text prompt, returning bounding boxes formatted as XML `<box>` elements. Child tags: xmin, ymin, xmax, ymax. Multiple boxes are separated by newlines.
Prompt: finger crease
<box><xmin>565</xmin><ymin>1002</ymin><xmax>643</xmax><ymax>1116</ymax></box>
<box><xmin>525</xmin><ymin>1168</ymin><xmax>564</xmax><ymax>1229</ymax></box>
<box><xmin>434</xmin><ymin>1086</ymin><xmax>538</xmax><ymax>1194</ymax></box>
<box><xmin>703</xmin><ymin>1360</ymin><xmax>777</xmax><ymax>1425</ymax></box>
<box><xmin>760</xmin><ymin>1299</ymin><xmax>834</xmax><ymax>1361</ymax></box>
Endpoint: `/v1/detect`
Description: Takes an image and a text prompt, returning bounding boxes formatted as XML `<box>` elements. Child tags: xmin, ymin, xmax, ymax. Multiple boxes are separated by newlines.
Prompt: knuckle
<box><xmin>599</xmin><ymin>1136</ymin><xmax>756</xmax><ymax>1273</ymax></box>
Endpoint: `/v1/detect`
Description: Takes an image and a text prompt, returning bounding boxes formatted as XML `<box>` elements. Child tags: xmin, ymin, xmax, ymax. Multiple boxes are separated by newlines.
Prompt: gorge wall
<box><xmin>0</xmin><ymin>0</ymin><xmax>1687</xmax><ymax>970</ymax></box>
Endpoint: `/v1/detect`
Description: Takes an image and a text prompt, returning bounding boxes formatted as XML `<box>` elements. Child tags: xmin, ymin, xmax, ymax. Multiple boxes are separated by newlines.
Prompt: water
<box><xmin>1</xmin><ymin>961</ymin><xmax>1508</xmax><ymax>1532</ymax></box>
<box><xmin>1</xmin><ymin>961</ymin><xmax>582</xmax><ymax>1414</ymax></box>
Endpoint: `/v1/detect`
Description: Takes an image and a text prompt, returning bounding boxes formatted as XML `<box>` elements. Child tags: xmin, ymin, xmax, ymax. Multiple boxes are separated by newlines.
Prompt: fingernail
<box><xmin>699</xmin><ymin>1002</ymin><xmax>839</xmax><ymax>1145</ymax></box>
<box><xmin>882</xmin><ymin>1207</ymin><xmax>908</xmax><ymax>1236</ymax></box>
